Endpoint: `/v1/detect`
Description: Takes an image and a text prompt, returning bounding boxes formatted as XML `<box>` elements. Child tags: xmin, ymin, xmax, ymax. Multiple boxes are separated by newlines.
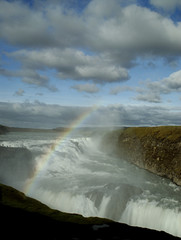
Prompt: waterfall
<box><xmin>1</xmin><ymin>131</ymin><xmax>181</xmax><ymax>238</ymax></box>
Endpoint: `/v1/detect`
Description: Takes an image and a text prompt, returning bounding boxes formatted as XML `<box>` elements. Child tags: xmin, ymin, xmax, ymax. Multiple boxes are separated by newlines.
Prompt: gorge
<box><xmin>0</xmin><ymin>126</ymin><xmax>181</xmax><ymax>239</ymax></box>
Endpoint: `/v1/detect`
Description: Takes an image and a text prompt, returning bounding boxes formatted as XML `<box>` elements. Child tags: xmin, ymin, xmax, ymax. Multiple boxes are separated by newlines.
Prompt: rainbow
<box><xmin>23</xmin><ymin>105</ymin><xmax>98</xmax><ymax>195</ymax></box>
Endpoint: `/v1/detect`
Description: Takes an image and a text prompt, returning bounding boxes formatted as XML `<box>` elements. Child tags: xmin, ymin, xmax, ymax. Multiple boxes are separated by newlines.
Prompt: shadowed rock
<box><xmin>0</xmin><ymin>183</ymin><xmax>179</xmax><ymax>240</ymax></box>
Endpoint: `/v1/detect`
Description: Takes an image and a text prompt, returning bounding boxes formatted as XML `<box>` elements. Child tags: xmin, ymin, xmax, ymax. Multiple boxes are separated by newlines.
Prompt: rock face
<box><xmin>101</xmin><ymin>126</ymin><xmax>181</xmax><ymax>186</ymax></box>
<box><xmin>0</xmin><ymin>183</ymin><xmax>178</xmax><ymax>240</ymax></box>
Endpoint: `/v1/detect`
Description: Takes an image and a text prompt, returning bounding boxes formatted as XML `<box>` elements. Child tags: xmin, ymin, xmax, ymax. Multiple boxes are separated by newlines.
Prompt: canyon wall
<box><xmin>101</xmin><ymin>126</ymin><xmax>181</xmax><ymax>186</ymax></box>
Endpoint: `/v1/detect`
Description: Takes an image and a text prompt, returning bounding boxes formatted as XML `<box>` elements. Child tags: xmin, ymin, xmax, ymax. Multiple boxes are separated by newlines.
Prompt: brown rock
<box><xmin>101</xmin><ymin>126</ymin><xmax>181</xmax><ymax>186</ymax></box>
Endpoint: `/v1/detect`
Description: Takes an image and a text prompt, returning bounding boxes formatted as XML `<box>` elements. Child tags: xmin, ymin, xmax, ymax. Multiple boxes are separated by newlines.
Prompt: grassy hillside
<box><xmin>121</xmin><ymin>126</ymin><xmax>181</xmax><ymax>141</ymax></box>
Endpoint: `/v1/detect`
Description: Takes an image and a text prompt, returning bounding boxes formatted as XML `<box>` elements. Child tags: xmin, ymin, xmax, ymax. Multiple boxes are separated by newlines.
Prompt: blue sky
<box><xmin>0</xmin><ymin>0</ymin><xmax>181</xmax><ymax>128</ymax></box>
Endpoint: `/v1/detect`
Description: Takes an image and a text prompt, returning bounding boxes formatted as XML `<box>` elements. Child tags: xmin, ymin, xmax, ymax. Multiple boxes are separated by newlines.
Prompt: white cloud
<box><xmin>1</xmin><ymin>0</ymin><xmax>181</xmax><ymax>90</ymax></box>
<box><xmin>135</xmin><ymin>91</ymin><xmax>161</xmax><ymax>103</ymax></box>
<box><xmin>1</xmin><ymin>1</ymin><xmax>181</xmax><ymax>64</ymax></box>
<box><xmin>163</xmin><ymin>70</ymin><xmax>181</xmax><ymax>91</ymax></box>
<box><xmin>0</xmin><ymin>67</ymin><xmax>58</xmax><ymax>92</ymax></box>
<box><xmin>0</xmin><ymin>1</ymin><xmax>52</xmax><ymax>47</ymax></box>
<box><xmin>84</xmin><ymin>3</ymin><xmax>181</xmax><ymax>63</ymax></box>
<box><xmin>14</xmin><ymin>89</ymin><xmax>25</xmax><ymax>97</ymax></box>
<box><xmin>85</xmin><ymin>0</ymin><xmax>121</xmax><ymax>18</ymax></box>
<box><xmin>135</xmin><ymin>70</ymin><xmax>181</xmax><ymax>103</ymax></box>
<box><xmin>150</xmin><ymin>0</ymin><xmax>181</xmax><ymax>11</ymax></box>
<box><xmin>110</xmin><ymin>86</ymin><xmax>133</xmax><ymax>95</ymax></box>
<box><xmin>0</xmin><ymin>101</ymin><xmax>180</xmax><ymax>128</ymax></box>
<box><xmin>71</xmin><ymin>83</ymin><xmax>99</xmax><ymax>93</ymax></box>
<box><xmin>7</xmin><ymin>48</ymin><xmax>129</xmax><ymax>84</ymax></box>
<box><xmin>0</xmin><ymin>101</ymin><xmax>92</xmax><ymax>128</ymax></box>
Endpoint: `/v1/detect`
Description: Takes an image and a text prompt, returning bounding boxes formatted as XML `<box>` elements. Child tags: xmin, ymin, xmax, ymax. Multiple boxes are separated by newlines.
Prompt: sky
<box><xmin>0</xmin><ymin>0</ymin><xmax>181</xmax><ymax>128</ymax></box>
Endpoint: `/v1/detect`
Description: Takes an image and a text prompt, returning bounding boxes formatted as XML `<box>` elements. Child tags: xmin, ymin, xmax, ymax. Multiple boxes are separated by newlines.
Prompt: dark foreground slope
<box><xmin>0</xmin><ymin>183</ymin><xmax>178</xmax><ymax>240</ymax></box>
<box><xmin>101</xmin><ymin>126</ymin><xmax>181</xmax><ymax>186</ymax></box>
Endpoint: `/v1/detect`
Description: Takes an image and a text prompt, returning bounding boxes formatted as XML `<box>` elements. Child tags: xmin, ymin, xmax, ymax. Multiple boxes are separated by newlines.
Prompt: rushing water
<box><xmin>0</xmin><ymin>131</ymin><xmax>181</xmax><ymax>237</ymax></box>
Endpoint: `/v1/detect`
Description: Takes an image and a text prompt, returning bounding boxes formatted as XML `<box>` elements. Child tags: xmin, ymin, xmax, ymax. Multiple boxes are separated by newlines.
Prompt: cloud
<box><xmin>135</xmin><ymin>90</ymin><xmax>161</xmax><ymax>103</ymax></box>
<box><xmin>20</xmin><ymin>70</ymin><xmax>58</xmax><ymax>92</ymax></box>
<box><xmin>36</xmin><ymin>93</ymin><xmax>44</xmax><ymax>96</ymax></box>
<box><xmin>84</xmin><ymin>2</ymin><xmax>181</xmax><ymax>62</ymax></box>
<box><xmin>6</xmin><ymin>48</ymin><xmax>129</xmax><ymax>84</ymax></box>
<box><xmin>1</xmin><ymin>0</ymin><xmax>181</xmax><ymax>88</ymax></box>
<box><xmin>110</xmin><ymin>86</ymin><xmax>133</xmax><ymax>95</ymax></box>
<box><xmin>14</xmin><ymin>88</ymin><xmax>25</xmax><ymax>96</ymax></box>
<box><xmin>162</xmin><ymin>70</ymin><xmax>181</xmax><ymax>92</ymax></box>
<box><xmin>0</xmin><ymin>1</ymin><xmax>53</xmax><ymax>47</ymax></box>
<box><xmin>0</xmin><ymin>66</ymin><xmax>58</xmax><ymax>92</ymax></box>
<box><xmin>0</xmin><ymin>101</ymin><xmax>180</xmax><ymax>128</ymax></box>
<box><xmin>1</xmin><ymin>1</ymin><xmax>181</xmax><ymax>58</ymax></box>
<box><xmin>0</xmin><ymin>101</ymin><xmax>92</xmax><ymax>128</ymax></box>
<box><xmin>135</xmin><ymin>70</ymin><xmax>181</xmax><ymax>103</ymax></box>
<box><xmin>150</xmin><ymin>0</ymin><xmax>181</xmax><ymax>11</ymax></box>
<box><xmin>71</xmin><ymin>83</ymin><xmax>99</xmax><ymax>93</ymax></box>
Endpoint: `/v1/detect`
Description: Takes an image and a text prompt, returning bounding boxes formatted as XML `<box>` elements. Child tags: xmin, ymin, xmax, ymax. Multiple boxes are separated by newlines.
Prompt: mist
<box><xmin>0</xmin><ymin>146</ymin><xmax>35</xmax><ymax>190</ymax></box>
<box><xmin>0</xmin><ymin>130</ymin><xmax>181</xmax><ymax>237</ymax></box>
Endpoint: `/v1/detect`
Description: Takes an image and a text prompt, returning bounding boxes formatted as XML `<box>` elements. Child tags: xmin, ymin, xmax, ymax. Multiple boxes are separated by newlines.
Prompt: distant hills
<box><xmin>0</xmin><ymin>124</ymin><xmax>68</xmax><ymax>134</ymax></box>
<box><xmin>0</xmin><ymin>125</ymin><xmax>9</xmax><ymax>135</ymax></box>
<box><xmin>0</xmin><ymin>124</ymin><xmax>123</xmax><ymax>136</ymax></box>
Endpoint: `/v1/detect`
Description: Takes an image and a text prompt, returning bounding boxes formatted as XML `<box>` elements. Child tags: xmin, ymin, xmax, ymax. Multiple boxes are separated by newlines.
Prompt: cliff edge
<box><xmin>101</xmin><ymin>126</ymin><xmax>181</xmax><ymax>186</ymax></box>
<box><xmin>0</xmin><ymin>183</ymin><xmax>178</xmax><ymax>240</ymax></box>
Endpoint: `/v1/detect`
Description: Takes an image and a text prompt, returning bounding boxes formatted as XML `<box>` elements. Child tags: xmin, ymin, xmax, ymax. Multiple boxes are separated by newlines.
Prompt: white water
<box><xmin>1</xmin><ymin>131</ymin><xmax>181</xmax><ymax>238</ymax></box>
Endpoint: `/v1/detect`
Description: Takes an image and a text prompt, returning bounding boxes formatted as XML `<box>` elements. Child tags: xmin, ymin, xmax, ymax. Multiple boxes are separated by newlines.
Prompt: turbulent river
<box><xmin>0</xmin><ymin>131</ymin><xmax>181</xmax><ymax>238</ymax></box>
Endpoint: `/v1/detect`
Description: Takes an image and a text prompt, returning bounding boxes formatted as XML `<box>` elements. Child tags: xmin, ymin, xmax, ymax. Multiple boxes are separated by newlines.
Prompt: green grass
<box><xmin>119</xmin><ymin>126</ymin><xmax>181</xmax><ymax>142</ymax></box>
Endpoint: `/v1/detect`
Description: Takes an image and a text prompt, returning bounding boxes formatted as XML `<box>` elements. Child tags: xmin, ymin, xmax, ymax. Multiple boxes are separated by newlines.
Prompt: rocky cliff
<box><xmin>101</xmin><ymin>126</ymin><xmax>181</xmax><ymax>186</ymax></box>
<box><xmin>0</xmin><ymin>183</ymin><xmax>178</xmax><ymax>240</ymax></box>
